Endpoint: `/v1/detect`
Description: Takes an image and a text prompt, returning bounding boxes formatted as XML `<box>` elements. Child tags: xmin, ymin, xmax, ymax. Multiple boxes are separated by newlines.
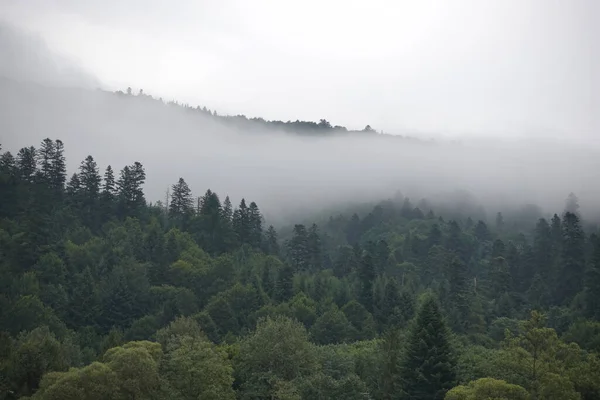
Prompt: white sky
<box><xmin>1</xmin><ymin>0</ymin><xmax>598</xmax><ymax>140</ymax></box>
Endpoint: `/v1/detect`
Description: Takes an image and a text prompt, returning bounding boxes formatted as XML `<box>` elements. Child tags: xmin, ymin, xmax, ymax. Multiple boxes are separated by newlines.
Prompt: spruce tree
<box><xmin>446</xmin><ymin>256</ymin><xmax>471</xmax><ymax>332</ymax></box>
<box><xmin>79</xmin><ymin>156</ymin><xmax>101</xmax><ymax>201</ymax></box>
<box><xmin>248</xmin><ymin>201</ymin><xmax>263</xmax><ymax>248</ymax></box>
<box><xmin>276</xmin><ymin>262</ymin><xmax>294</xmax><ymax>301</ymax></box>
<box><xmin>401</xmin><ymin>295</ymin><xmax>456</xmax><ymax>400</ymax></box>
<box><xmin>37</xmin><ymin>138</ymin><xmax>55</xmax><ymax>182</ymax></box>
<box><xmin>381</xmin><ymin>328</ymin><xmax>403</xmax><ymax>400</ymax></box>
<box><xmin>287</xmin><ymin>224</ymin><xmax>310</xmax><ymax>271</ymax></box>
<box><xmin>102</xmin><ymin>165</ymin><xmax>116</xmax><ymax>199</ymax></box>
<box><xmin>307</xmin><ymin>223</ymin><xmax>322</xmax><ymax>271</ymax></box>
<box><xmin>232</xmin><ymin>199</ymin><xmax>250</xmax><ymax>244</ymax></box>
<box><xmin>359</xmin><ymin>248</ymin><xmax>376</xmax><ymax>312</ymax></box>
<box><xmin>265</xmin><ymin>225</ymin><xmax>279</xmax><ymax>256</ymax></box>
<box><xmin>585</xmin><ymin>234</ymin><xmax>600</xmax><ymax>320</ymax></box>
<box><xmin>50</xmin><ymin>139</ymin><xmax>66</xmax><ymax>190</ymax></box>
<box><xmin>17</xmin><ymin>146</ymin><xmax>37</xmax><ymax>182</ymax></box>
<box><xmin>473</xmin><ymin>220</ymin><xmax>490</xmax><ymax>242</ymax></box>
<box><xmin>495</xmin><ymin>212</ymin><xmax>504</xmax><ymax>232</ymax></box>
<box><xmin>558</xmin><ymin>211</ymin><xmax>585</xmax><ymax>304</ymax></box>
<box><xmin>169</xmin><ymin>178</ymin><xmax>193</xmax><ymax>218</ymax></box>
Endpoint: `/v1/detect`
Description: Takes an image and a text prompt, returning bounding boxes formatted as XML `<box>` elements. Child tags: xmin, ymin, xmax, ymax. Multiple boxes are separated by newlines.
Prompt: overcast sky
<box><xmin>1</xmin><ymin>0</ymin><xmax>598</xmax><ymax>140</ymax></box>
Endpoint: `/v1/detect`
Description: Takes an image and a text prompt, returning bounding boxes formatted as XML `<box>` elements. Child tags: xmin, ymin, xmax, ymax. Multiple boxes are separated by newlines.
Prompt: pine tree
<box><xmin>491</xmin><ymin>239</ymin><xmax>505</xmax><ymax>258</ymax></box>
<box><xmin>102</xmin><ymin>165</ymin><xmax>116</xmax><ymax>199</ymax></box>
<box><xmin>585</xmin><ymin>234</ymin><xmax>600</xmax><ymax>320</ymax></box>
<box><xmin>428</xmin><ymin>224</ymin><xmax>442</xmax><ymax>248</ymax></box>
<box><xmin>37</xmin><ymin>138</ymin><xmax>55</xmax><ymax>183</ymax></box>
<box><xmin>359</xmin><ymin>248</ymin><xmax>376</xmax><ymax>312</ymax></box>
<box><xmin>117</xmin><ymin>162</ymin><xmax>146</xmax><ymax>217</ymax></box>
<box><xmin>381</xmin><ymin>328</ymin><xmax>403</xmax><ymax>400</ymax></box>
<box><xmin>265</xmin><ymin>225</ymin><xmax>279</xmax><ymax>256</ymax></box>
<box><xmin>232</xmin><ymin>199</ymin><xmax>250</xmax><ymax>244</ymax></box>
<box><xmin>533</xmin><ymin>218</ymin><xmax>554</xmax><ymax>284</ymax></box>
<box><xmin>79</xmin><ymin>156</ymin><xmax>101</xmax><ymax>200</ymax></box>
<box><xmin>50</xmin><ymin>139</ymin><xmax>66</xmax><ymax>190</ymax></box>
<box><xmin>66</xmin><ymin>173</ymin><xmax>82</xmax><ymax>199</ymax></box>
<box><xmin>401</xmin><ymin>295</ymin><xmax>455</xmax><ymax>400</ymax></box>
<box><xmin>489</xmin><ymin>256</ymin><xmax>511</xmax><ymax>298</ymax></box>
<box><xmin>276</xmin><ymin>263</ymin><xmax>294</xmax><ymax>301</ymax></box>
<box><xmin>287</xmin><ymin>224</ymin><xmax>310</xmax><ymax>271</ymax></box>
<box><xmin>17</xmin><ymin>146</ymin><xmax>37</xmax><ymax>182</ymax></box>
<box><xmin>169</xmin><ymin>178</ymin><xmax>193</xmax><ymax>218</ymax></box>
<box><xmin>248</xmin><ymin>201</ymin><xmax>263</xmax><ymax>248</ymax></box>
<box><xmin>473</xmin><ymin>220</ymin><xmax>491</xmax><ymax>242</ymax></box>
<box><xmin>446</xmin><ymin>256</ymin><xmax>471</xmax><ymax>332</ymax></box>
<box><xmin>221</xmin><ymin>195</ymin><xmax>233</xmax><ymax>222</ymax></box>
<box><xmin>380</xmin><ymin>278</ymin><xmax>401</xmax><ymax>326</ymax></box>
<box><xmin>307</xmin><ymin>223</ymin><xmax>322</xmax><ymax>271</ymax></box>
<box><xmin>557</xmin><ymin>212</ymin><xmax>585</xmax><ymax>304</ymax></box>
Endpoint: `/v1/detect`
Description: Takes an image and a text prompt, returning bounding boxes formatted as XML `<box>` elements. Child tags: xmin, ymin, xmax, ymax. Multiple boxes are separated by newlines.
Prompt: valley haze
<box><xmin>0</xmin><ymin>10</ymin><xmax>598</xmax><ymax>224</ymax></box>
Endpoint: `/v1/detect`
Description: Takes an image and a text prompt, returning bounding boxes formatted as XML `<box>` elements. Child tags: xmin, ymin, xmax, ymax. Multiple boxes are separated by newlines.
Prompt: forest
<box><xmin>1</xmin><ymin>138</ymin><xmax>600</xmax><ymax>400</ymax></box>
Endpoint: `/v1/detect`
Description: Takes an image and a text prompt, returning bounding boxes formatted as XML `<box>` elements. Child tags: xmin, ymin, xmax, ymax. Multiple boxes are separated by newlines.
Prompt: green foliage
<box><xmin>445</xmin><ymin>377</ymin><xmax>529</xmax><ymax>400</ymax></box>
<box><xmin>401</xmin><ymin>295</ymin><xmax>456</xmax><ymax>400</ymax></box>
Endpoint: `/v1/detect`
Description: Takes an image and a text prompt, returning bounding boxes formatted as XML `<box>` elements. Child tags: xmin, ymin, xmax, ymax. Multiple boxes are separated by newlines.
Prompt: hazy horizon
<box><xmin>1</xmin><ymin>2</ymin><xmax>599</xmax><ymax>223</ymax></box>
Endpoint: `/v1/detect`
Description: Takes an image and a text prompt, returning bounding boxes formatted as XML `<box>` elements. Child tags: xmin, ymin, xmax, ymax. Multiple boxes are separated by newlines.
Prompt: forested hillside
<box><xmin>1</xmin><ymin>139</ymin><xmax>600</xmax><ymax>400</ymax></box>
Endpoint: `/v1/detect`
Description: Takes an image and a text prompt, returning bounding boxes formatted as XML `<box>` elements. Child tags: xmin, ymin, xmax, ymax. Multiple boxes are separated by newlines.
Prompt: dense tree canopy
<box><xmin>1</xmin><ymin>139</ymin><xmax>599</xmax><ymax>399</ymax></box>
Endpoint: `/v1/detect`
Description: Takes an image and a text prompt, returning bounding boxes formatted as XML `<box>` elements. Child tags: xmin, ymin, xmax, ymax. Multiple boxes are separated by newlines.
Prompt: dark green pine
<box><xmin>401</xmin><ymin>296</ymin><xmax>456</xmax><ymax>400</ymax></box>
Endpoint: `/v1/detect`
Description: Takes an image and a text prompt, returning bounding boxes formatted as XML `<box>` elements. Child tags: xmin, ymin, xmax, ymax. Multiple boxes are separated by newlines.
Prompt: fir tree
<box><xmin>37</xmin><ymin>138</ymin><xmax>55</xmax><ymax>182</ymax></box>
<box><xmin>17</xmin><ymin>146</ymin><xmax>37</xmax><ymax>182</ymax></box>
<box><xmin>558</xmin><ymin>212</ymin><xmax>585</xmax><ymax>304</ymax></box>
<box><xmin>248</xmin><ymin>201</ymin><xmax>263</xmax><ymax>248</ymax></box>
<box><xmin>287</xmin><ymin>224</ymin><xmax>310</xmax><ymax>271</ymax></box>
<box><xmin>169</xmin><ymin>178</ymin><xmax>193</xmax><ymax>218</ymax></box>
<box><xmin>276</xmin><ymin>262</ymin><xmax>294</xmax><ymax>301</ymax></box>
<box><xmin>79</xmin><ymin>155</ymin><xmax>101</xmax><ymax>201</ymax></box>
<box><xmin>585</xmin><ymin>234</ymin><xmax>600</xmax><ymax>320</ymax></box>
<box><xmin>359</xmin><ymin>248</ymin><xmax>376</xmax><ymax>312</ymax></box>
<box><xmin>50</xmin><ymin>139</ymin><xmax>66</xmax><ymax>190</ymax></box>
<box><xmin>307</xmin><ymin>223</ymin><xmax>322</xmax><ymax>271</ymax></box>
<box><xmin>401</xmin><ymin>295</ymin><xmax>456</xmax><ymax>400</ymax></box>
<box><xmin>265</xmin><ymin>225</ymin><xmax>279</xmax><ymax>256</ymax></box>
<box><xmin>102</xmin><ymin>165</ymin><xmax>116</xmax><ymax>199</ymax></box>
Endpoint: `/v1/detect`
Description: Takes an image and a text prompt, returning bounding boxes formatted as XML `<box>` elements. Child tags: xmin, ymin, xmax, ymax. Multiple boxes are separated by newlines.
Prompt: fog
<box><xmin>2</xmin><ymin>76</ymin><xmax>599</xmax><ymax>224</ymax></box>
<box><xmin>1</xmin><ymin>14</ymin><xmax>599</xmax><ymax>225</ymax></box>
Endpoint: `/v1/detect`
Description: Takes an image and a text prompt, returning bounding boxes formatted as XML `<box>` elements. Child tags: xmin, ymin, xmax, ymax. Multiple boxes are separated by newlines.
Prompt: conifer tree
<box><xmin>169</xmin><ymin>178</ymin><xmax>193</xmax><ymax>218</ymax></box>
<box><xmin>585</xmin><ymin>234</ymin><xmax>600</xmax><ymax>320</ymax></box>
<box><xmin>17</xmin><ymin>146</ymin><xmax>37</xmax><ymax>182</ymax></box>
<box><xmin>359</xmin><ymin>248</ymin><xmax>376</xmax><ymax>312</ymax></box>
<box><xmin>381</xmin><ymin>328</ymin><xmax>403</xmax><ymax>400</ymax></box>
<box><xmin>473</xmin><ymin>220</ymin><xmax>490</xmax><ymax>242</ymax></box>
<box><xmin>275</xmin><ymin>262</ymin><xmax>294</xmax><ymax>301</ymax></box>
<box><xmin>248</xmin><ymin>201</ymin><xmax>263</xmax><ymax>248</ymax></box>
<box><xmin>265</xmin><ymin>225</ymin><xmax>279</xmax><ymax>256</ymax></box>
<box><xmin>447</xmin><ymin>256</ymin><xmax>471</xmax><ymax>332</ymax></box>
<box><xmin>79</xmin><ymin>155</ymin><xmax>101</xmax><ymax>201</ymax></box>
<box><xmin>558</xmin><ymin>211</ymin><xmax>585</xmax><ymax>304</ymax></box>
<box><xmin>232</xmin><ymin>199</ymin><xmax>250</xmax><ymax>244</ymax></box>
<box><xmin>50</xmin><ymin>139</ymin><xmax>66</xmax><ymax>190</ymax></box>
<box><xmin>307</xmin><ymin>223</ymin><xmax>322</xmax><ymax>271</ymax></box>
<box><xmin>401</xmin><ymin>295</ymin><xmax>455</xmax><ymax>400</ymax></box>
<box><xmin>287</xmin><ymin>224</ymin><xmax>310</xmax><ymax>271</ymax></box>
<box><xmin>37</xmin><ymin>138</ymin><xmax>55</xmax><ymax>182</ymax></box>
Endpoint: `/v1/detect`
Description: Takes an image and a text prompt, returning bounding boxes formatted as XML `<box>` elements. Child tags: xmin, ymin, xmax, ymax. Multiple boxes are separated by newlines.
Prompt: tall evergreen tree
<box><xmin>359</xmin><ymin>248</ymin><xmax>376</xmax><ymax>312</ymax></box>
<box><xmin>17</xmin><ymin>146</ymin><xmax>37</xmax><ymax>182</ymax></box>
<box><xmin>265</xmin><ymin>225</ymin><xmax>279</xmax><ymax>256</ymax></box>
<box><xmin>37</xmin><ymin>138</ymin><xmax>55</xmax><ymax>183</ymax></box>
<box><xmin>558</xmin><ymin>211</ymin><xmax>585</xmax><ymax>304</ymax></box>
<box><xmin>401</xmin><ymin>295</ymin><xmax>455</xmax><ymax>400</ymax></box>
<box><xmin>307</xmin><ymin>223</ymin><xmax>322</xmax><ymax>271</ymax></box>
<box><xmin>50</xmin><ymin>139</ymin><xmax>66</xmax><ymax>190</ymax></box>
<box><xmin>287</xmin><ymin>224</ymin><xmax>310</xmax><ymax>271</ymax></box>
<box><xmin>585</xmin><ymin>234</ymin><xmax>600</xmax><ymax>320</ymax></box>
<box><xmin>248</xmin><ymin>201</ymin><xmax>263</xmax><ymax>248</ymax></box>
<box><xmin>473</xmin><ymin>220</ymin><xmax>490</xmax><ymax>242</ymax></box>
<box><xmin>533</xmin><ymin>218</ymin><xmax>554</xmax><ymax>284</ymax></box>
<box><xmin>275</xmin><ymin>262</ymin><xmax>294</xmax><ymax>301</ymax></box>
<box><xmin>446</xmin><ymin>256</ymin><xmax>471</xmax><ymax>332</ymax></box>
<box><xmin>232</xmin><ymin>199</ymin><xmax>250</xmax><ymax>244</ymax></box>
<box><xmin>169</xmin><ymin>178</ymin><xmax>193</xmax><ymax>218</ymax></box>
<box><xmin>381</xmin><ymin>328</ymin><xmax>403</xmax><ymax>400</ymax></box>
<box><xmin>117</xmin><ymin>162</ymin><xmax>146</xmax><ymax>217</ymax></box>
<box><xmin>102</xmin><ymin>165</ymin><xmax>116</xmax><ymax>199</ymax></box>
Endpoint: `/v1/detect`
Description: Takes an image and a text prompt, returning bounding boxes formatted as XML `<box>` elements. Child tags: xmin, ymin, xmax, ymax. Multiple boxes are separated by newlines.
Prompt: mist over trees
<box><xmin>1</xmin><ymin>137</ymin><xmax>600</xmax><ymax>400</ymax></box>
<box><xmin>2</xmin><ymin>78</ymin><xmax>600</xmax><ymax>226</ymax></box>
